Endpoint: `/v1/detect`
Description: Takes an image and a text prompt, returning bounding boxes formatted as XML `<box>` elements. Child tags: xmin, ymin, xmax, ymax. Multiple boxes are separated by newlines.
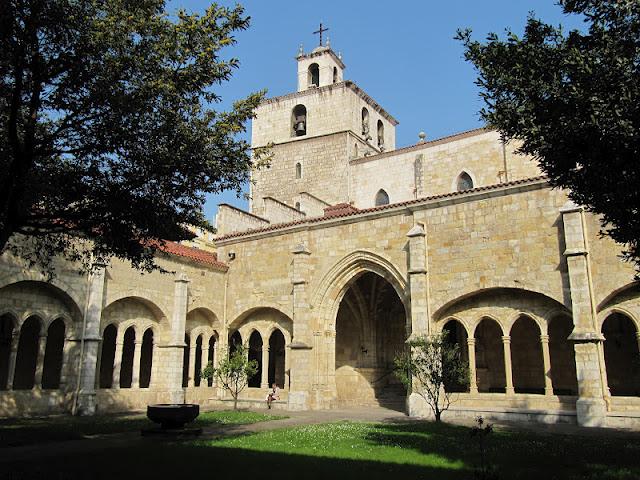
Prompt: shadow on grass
<box><xmin>364</xmin><ymin>421</ymin><xmax>640</xmax><ymax>480</ymax></box>
<box><xmin>2</xmin><ymin>441</ymin><xmax>469</xmax><ymax>480</ymax></box>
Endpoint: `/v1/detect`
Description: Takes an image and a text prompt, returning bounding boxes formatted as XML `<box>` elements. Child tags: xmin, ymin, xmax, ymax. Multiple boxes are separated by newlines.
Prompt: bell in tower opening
<box><xmin>292</xmin><ymin>104</ymin><xmax>307</xmax><ymax>137</ymax></box>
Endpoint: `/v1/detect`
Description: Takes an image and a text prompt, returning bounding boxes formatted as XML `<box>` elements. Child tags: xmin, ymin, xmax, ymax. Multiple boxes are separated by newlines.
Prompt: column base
<box><xmin>75</xmin><ymin>391</ymin><xmax>97</xmax><ymax>416</ymax></box>
<box><xmin>576</xmin><ymin>398</ymin><xmax>606</xmax><ymax>427</ymax></box>
<box><xmin>506</xmin><ymin>387</ymin><xmax>515</xmax><ymax>396</ymax></box>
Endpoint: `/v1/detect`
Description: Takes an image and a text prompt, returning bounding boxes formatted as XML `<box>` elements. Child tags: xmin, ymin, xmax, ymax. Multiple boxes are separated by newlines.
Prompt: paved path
<box><xmin>2</xmin><ymin>406</ymin><xmax>640</xmax><ymax>464</ymax></box>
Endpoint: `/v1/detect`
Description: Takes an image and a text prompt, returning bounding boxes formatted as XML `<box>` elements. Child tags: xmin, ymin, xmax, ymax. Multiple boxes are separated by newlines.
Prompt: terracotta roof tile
<box><xmin>160</xmin><ymin>241</ymin><xmax>228</xmax><ymax>271</ymax></box>
<box><xmin>214</xmin><ymin>176</ymin><xmax>548</xmax><ymax>242</ymax></box>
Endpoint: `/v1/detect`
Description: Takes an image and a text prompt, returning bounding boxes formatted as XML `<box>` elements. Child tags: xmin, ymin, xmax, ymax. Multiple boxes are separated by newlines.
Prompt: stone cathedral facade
<box><xmin>1</xmin><ymin>43</ymin><xmax>639</xmax><ymax>428</ymax></box>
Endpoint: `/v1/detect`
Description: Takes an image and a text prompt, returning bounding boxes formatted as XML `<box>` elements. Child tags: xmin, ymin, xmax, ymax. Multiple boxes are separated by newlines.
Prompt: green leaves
<box><xmin>204</xmin><ymin>344</ymin><xmax>258</xmax><ymax>409</ymax></box>
<box><xmin>458</xmin><ymin>0</ymin><xmax>640</xmax><ymax>270</ymax></box>
<box><xmin>1</xmin><ymin>1</ymin><xmax>265</xmax><ymax>274</ymax></box>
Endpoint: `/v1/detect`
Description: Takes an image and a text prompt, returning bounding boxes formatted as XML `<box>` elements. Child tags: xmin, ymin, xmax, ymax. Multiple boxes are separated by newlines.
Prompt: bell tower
<box><xmin>296</xmin><ymin>45</ymin><xmax>345</xmax><ymax>92</ymax></box>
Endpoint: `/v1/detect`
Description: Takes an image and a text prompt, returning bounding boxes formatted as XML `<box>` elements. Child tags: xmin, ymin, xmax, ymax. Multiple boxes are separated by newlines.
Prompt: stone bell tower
<box><xmin>247</xmin><ymin>31</ymin><xmax>398</xmax><ymax>221</ymax></box>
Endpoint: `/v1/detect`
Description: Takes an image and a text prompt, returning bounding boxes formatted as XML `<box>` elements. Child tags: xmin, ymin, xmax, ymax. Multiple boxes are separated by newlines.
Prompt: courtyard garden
<box><xmin>2</xmin><ymin>412</ymin><xmax>639</xmax><ymax>479</ymax></box>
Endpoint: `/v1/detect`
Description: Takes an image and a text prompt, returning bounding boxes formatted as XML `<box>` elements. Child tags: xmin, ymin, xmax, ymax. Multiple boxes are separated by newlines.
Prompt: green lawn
<box><xmin>3</xmin><ymin>419</ymin><xmax>640</xmax><ymax>479</ymax></box>
<box><xmin>0</xmin><ymin>410</ymin><xmax>285</xmax><ymax>447</ymax></box>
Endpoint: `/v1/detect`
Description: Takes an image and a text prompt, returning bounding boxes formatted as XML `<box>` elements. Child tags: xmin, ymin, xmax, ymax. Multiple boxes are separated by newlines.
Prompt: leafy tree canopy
<box><xmin>0</xmin><ymin>0</ymin><xmax>267</xmax><ymax>274</ymax></box>
<box><xmin>458</xmin><ymin>1</ymin><xmax>640</xmax><ymax>267</ymax></box>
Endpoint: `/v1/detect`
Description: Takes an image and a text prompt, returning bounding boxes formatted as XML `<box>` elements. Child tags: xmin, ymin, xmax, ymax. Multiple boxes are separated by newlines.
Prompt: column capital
<box><xmin>466</xmin><ymin>337</ymin><xmax>476</xmax><ymax>346</ymax></box>
<box><xmin>539</xmin><ymin>334</ymin><xmax>550</xmax><ymax>343</ymax></box>
<box><xmin>501</xmin><ymin>335</ymin><xmax>511</xmax><ymax>344</ymax></box>
<box><xmin>406</xmin><ymin>224</ymin><xmax>426</xmax><ymax>238</ymax></box>
<box><xmin>175</xmin><ymin>272</ymin><xmax>190</xmax><ymax>283</ymax></box>
<box><xmin>292</xmin><ymin>243</ymin><xmax>311</xmax><ymax>255</ymax></box>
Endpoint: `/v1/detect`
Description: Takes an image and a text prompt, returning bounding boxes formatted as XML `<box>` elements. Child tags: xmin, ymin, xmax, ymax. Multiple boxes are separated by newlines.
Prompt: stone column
<box><xmin>6</xmin><ymin>332</ymin><xmax>19</xmax><ymax>390</ymax></box>
<box><xmin>261</xmin><ymin>346</ymin><xmax>270</xmax><ymax>388</ymax></box>
<box><xmin>156</xmin><ymin>273</ymin><xmax>190</xmax><ymax>404</ymax></box>
<box><xmin>540</xmin><ymin>334</ymin><xmax>554</xmax><ymax>396</ymax></box>
<box><xmin>406</xmin><ymin>224</ymin><xmax>429</xmax><ymax>336</ymax></box>
<box><xmin>467</xmin><ymin>338</ymin><xmax>478</xmax><ymax>394</ymax></box>
<box><xmin>201</xmin><ymin>343</ymin><xmax>209</xmax><ymax>388</ymax></box>
<box><xmin>289</xmin><ymin>243</ymin><xmax>313</xmax><ymax>410</ymax></box>
<box><xmin>34</xmin><ymin>333</ymin><xmax>48</xmax><ymax>389</ymax></box>
<box><xmin>112</xmin><ymin>328</ymin><xmax>124</xmax><ymax>389</ymax></box>
<box><xmin>75</xmin><ymin>261</ymin><xmax>107</xmax><ymax>415</ymax></box>
<box><xmin>187</xmin><ymin>343</ymin><xmax>197</xmax><ymax>388</ymax></box>
<box><xmin>149</xmin><ymin>341</ymin><xmax>158</xmax><ymax>388</ymax></box>
<box><xmin>131</xmin><ymin>338</ymin><xmax>142</xmax><ymax>388</ymax></box>
<box><xmin>560</xmin><ymin>201</ymin><xmax>607</xmax><ymax>427</ymax></box>
<box><xmin>502</xmin><ymin>336</ymin><xmax>515</xmax><ymax>395</ymax></box>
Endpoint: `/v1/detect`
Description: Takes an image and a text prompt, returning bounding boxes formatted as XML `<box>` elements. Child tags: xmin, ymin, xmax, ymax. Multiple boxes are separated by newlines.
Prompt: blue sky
<box><xmin>168</xmin><ymin>1</ymin><xmax>584</xmax><ymax>222</ymax></box>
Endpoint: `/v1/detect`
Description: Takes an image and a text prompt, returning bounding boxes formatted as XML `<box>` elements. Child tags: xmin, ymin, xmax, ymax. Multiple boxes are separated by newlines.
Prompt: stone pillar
<box><xmin>6</xmin><ymin>332</ymin><xmax>19</xmax><ymax>390</ymax></box>
<box><xmin>34</xmin><ymin>333</ymin><xmax>48</xmax><ymax>388</ymax></box>
<box><xmin>289</xmin><ymin>243</ymin><xmax>313</xmax><ymax>410</ymax></box>
<box><xmin>187</xmin><ymin>343</ymin><xmax>197</xmax><ymax>388</ymax></box>
<box><xmin>131</xmin><ymin>338</ymin><xmax>142</xmax><ymax>388</ymax></box>
<box><xmin>406</xmin><ymin>224</ymin><xmax>429</xmax><ymax>336</ymax></box>
<box><xmin>261</xmin><ymin>347</ymin><xmax>270</xmax><ymax>388</ymax></box>
<box><xmin>149</xmin><ymin>341</ymin><xmax>158</xmax><ymax>388</ymax></box>
<box><xmin>201</xmin><ymin>343</ymin><xmax>209</xmax><ymax>388</ymax></box>
<box><xmin>467</xmin><ymin>338</ymin><xmax>478</xmax><ymax>394</ymax></box>
<box><xmin>540</xmin><ymin>334</ymin><xmax>554</xmax><ymax>396</ymax></box>
<box><xmin>502</xmin><ymin>336</ymin><xmax>515</xmax><ymax>395</ymax></box>
<box><xmin>112</xmin><ymin>329</ymin><xmax>124</xmax><ymax>389</ymax></box>
<box><xmin>560</xmin><ymin>201</ymin><xmax>607</xmax><ymax>427</ymax></box>
<box><xmin>75</xmin><ymin>261</ymin><xmax>107</xmax><ymax>415</ymax></box>
<box><xmin>156</xmin><ymin>273</ymin><xmax>190</xmax><ymax>404</ymax></box>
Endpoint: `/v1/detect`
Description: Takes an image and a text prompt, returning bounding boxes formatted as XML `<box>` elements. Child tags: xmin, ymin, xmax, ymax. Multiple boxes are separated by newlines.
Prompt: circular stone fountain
<box><xmin>142</xmin><ymin>404</ymin><xmax>202</xmax><ymax>436</ymax></box>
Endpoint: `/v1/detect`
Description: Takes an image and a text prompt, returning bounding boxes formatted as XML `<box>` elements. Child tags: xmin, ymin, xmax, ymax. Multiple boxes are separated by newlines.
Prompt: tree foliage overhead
<box><xmin>0</xmin><ymin>0</ymin><xmax>267</xmax><ymax>273</ymax></box>
<box><xmin>458</xmin><ymin>0</ymin><xmax>640</xmax><ymax>267</ymax></box>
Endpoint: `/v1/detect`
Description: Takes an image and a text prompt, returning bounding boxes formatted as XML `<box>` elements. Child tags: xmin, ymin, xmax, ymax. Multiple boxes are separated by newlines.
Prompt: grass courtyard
<box><xmin>2</xmin><ymin>413</ymin><xmax>640</xmax><ymax>479</ymax></box>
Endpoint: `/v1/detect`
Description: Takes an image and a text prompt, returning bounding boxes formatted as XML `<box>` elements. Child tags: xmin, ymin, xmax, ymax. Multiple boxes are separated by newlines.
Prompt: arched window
<box><xmin>42</xmin><ymin>318</ymin><xmax>65</xmax><ymax>389</ymax></box>
<box><xmin>375</xmin><ymin>189</ymin><xmax>389</xmax><ymax>206</ymax></box>
<box><xmin>361</xmin><ymin>108</ymin><xmax>369</xmax><ymax>136</ymax></box>
<box><xmin>295</xmin><ymin>162</ymin><xmax>302</xmax><ymax>179</ymax></box>
<box><xmin>248</xmin><ymin>331</ymin><xmax>263</xmax><ymax>388</ymax></box>
<box><xmin>456</xmin><ymin>172</ymin><xmax>474</xmax><ymax>192</ymax></box>
<box><xmin>295</xmin><ymin>201</ymin><xmax>301</xmax><ymax>210</ymax></box>
<box><xmin>0</xmin><ymin>315</ymin><xmax>15</xmax><ymax>390</ymax></box>
<box><xmin>229</xmin><ymin>331</ymin><xmax>242</xmax><ymax>357</ymax></box>
<box><xmin>194</xmin><ymin>334</ymin><xmax>203</xmax><ymax>387</ymax></box>
<box><xmin>182</xmin><ymin>334</ymin><xmax>190</xmax><ymax>387</ymax></box>
<box><xmin>119</xmin><ymin>326</ymin><xmax>135</xmax><ymax>388</ymax></box>
<box><xmin>292</xmin><ymin>104</ymin><xmax>307</xmax><ymax>137</ymax></box>
<box><xmin>308</xmin><ymin>63</ymin><xmax>319</xmax><ymax>87</ymax></box>
<box><xmin>269</xmin><ymin>330</ymin><xmax>286</xmax><ymax>388</ymax></box>
<box><xmin>377</xmin><ymin>120</ymin><xmax>384</xmax><ymax>149</ymax></box>
<box><xmin>206</xmin><ymin>336</ymin><xmax>216</xmax><ymax>387</ymax></box>
<box><xmin>353</xmin><ymin>143</ymin><xmax>358</xmax><ymax>158</ymax></box>
<box><xmin>99</xmin><ymin>324</ymin><xmax>117</xmax><ymax>388</ymax></box>
<box><xmin>333</xmin><ymin>66</ymin><xmax>338</xmax><ymax>83</ymax></box>
<box><xmin>13</xmin><ymin>316</ymin><xmax>41</xmax><ymax>390</ymax></box>
<box><xmin>139</xmin><ymin>328</ymin><xmax>153</xmax><ymax>388</ymax></box>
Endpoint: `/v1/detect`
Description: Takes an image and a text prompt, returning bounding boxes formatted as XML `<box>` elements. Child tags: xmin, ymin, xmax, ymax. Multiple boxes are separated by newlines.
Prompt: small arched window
<box><xmin>377</xmin><ymin>120</ymin><xmax>384</xmax><ymax>150</ymax></box>
<box><xmin>308</xmin><ymin>63</ymin><xmax>319</xmax><ymax>88</ymax></box>
<box><xmin>295</xmin><ymin>201</ymin><xmax>301</xmax><ymax>210</ymax></box>
<box><xmin>333</xmin><ymin>66</ymin><xmax>338</xmax><ymax>83</ymax></box>
<box><xmin>361</xmin><ymin>108</ymin><xmax>369</xmax><ymax>136</ymax></box>
<box><xmin>295</xmin><ymin>162</ymin><xmax>302</xmax><ymax>179</ymax></box>
<box><xmin>457</xmin><ymin>172</ymin><xmax>474</xmax><ymax>191</ymax></box>
<box><xmin>375</xmin><ymin>189</ymin><xmax>389</xmax><ymax>206</ymax></box>
<box><xmin>353</xmin><ymin>143</ymin><xmax>358</xmax><ymax>158</ymax></box>
<box><xmin>292</xmin><ymin>104</ymin><xmax>307</xmax><ymax>137</ymax></box>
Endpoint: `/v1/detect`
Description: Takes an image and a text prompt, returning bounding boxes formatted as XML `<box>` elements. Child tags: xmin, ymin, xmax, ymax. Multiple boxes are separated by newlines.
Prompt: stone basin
<box><xmin>147</xmin><ymin>404</ymin><xmax>200</xmax><ymax>429</ymax></box>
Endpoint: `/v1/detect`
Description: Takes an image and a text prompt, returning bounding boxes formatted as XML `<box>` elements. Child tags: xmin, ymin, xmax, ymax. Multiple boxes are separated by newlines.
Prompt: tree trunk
<box><xmin>233</xmin><ymin>396</ymin><xmax>237</xmax><ymax>410</ymax></box>
<box><xmin>435</xmin><ymin>409</ymin><xmax>441</xmax><ymax>422</ymax></box>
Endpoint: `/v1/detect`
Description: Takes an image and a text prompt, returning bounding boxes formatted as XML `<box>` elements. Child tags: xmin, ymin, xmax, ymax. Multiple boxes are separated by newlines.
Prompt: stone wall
<box><xmin>215</xmin><ymin>204</ymin><xmax>270</xmax><ymax>236</ymax></box>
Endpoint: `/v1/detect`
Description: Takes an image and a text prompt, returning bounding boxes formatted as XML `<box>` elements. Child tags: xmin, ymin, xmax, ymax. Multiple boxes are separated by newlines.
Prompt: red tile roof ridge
<box><xmin>160</xmin><ymin>241</ymin><xmax>228</xmax><ymax>271</ymax></box>
<box><xmin>214</xmin><ymin>176</ymin><xmax>549</xmax><ymax>242</ymax></box>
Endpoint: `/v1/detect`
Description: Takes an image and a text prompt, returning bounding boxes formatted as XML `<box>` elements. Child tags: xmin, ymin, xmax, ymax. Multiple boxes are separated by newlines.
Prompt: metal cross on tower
<box><xmin>313</xmin><ymin>22</ymin><xmax>329</xmax><ymax>47</ymax></box>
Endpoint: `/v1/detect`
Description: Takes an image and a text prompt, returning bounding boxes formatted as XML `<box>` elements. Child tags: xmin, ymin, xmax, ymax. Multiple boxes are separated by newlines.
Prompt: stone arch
<box><xmin>103</xmin><ymin>294</ymin><xmax>168</xmax><ymax>324</ymax></box>
<box><xmin>510</xmin><ymin>315</ymin><xmax>545</xmax><ymax>394</ymax></box>
<box><xmin>598</xmin><ymin>306</ymin><xmax>640</xmax><ymax>334</ymax></box>
<box><xmin>268</xmin><ymin>329</ymin><xmax>286</xmax><ymax>388</ymax></box>
<box><xmin>119</xmin><ymin>326</ymin><xmax>136</xmax><ymax>388</ymax></box>
<box><xmin>41</xmin><ymin>317</ymin><xmax>66</xmax><ymax>389</ymax></box>
<box><xmin>333</xmin><ymin>66</ymin><xmax>338</xmax><ymax>83</ymax></box>
<box><xmin>295</xmin><ymin>162</ymin><xmax>302</xmax><ymax>179</ymax></box>
<box><xmin>474</xmin><ymin>317</ymin><xmax>506</xmax><ymax>393</ymax></box>
<box><xmin>228</xmin><ymin>307</ymin><xmax>293</xmax><ymax>337</ymax></box>
<box><xmin>375</xmin><ymin>189</ymin><xmax>390</xmax><ymax>206</ymax></box>
<box><xmin>0</xmin><ymin>274</ymin><xmax>83</xmax><ymax>321</ymax></box>
<box><xmin>182</xmin><ymin>333</ymin><xmax>191</xmax><ymax>388</ymax></box>
<box><xmin>312</xmin><ymin>249</ymin><xmax>408</xmax><ymax>333</ymax></box>
<box><xmin>601</xmin><ymin>311</ymin><xmax>640</xmax><ymax>396</ymax></box>
<box><xmin>454</xmin><ymin>170</ymin><xmax>475</xmax><ymax>192</ymax></box>
<box><xmin>292</xmin><ymin>104</ymin><xmax>307</xmax><ymax>137</ymax></box>
<box><xmin>597</xmin><ymin>282</ymin><xmax>640</xmax><ymax>314</ymax></box>
<box><xmin>248</xmin><ymin>330</ymin><xmax>263</xmax><ymax>388</ymax></box>
<box><xmin>13</xmin><ymin>315</ymin><xmax>43</xmax><ymax>390</ymax></box>
<box><xmin>139</xmin><ymin>327</ymin><xmax>154</xmax><ymax>389</ymax></box>
<box><xmin>441</xmin><ymin>318</ymin><xmax>469</xmax><ymax>392</ymax></box>
<box><xmin>361</xmin><ymin>107</ymin><xmax>370</xmax><ymax>135</ymax></box>
<box><xmin>308</xmin><ymin>62</ymin><xmax>319</xmax><ymax>87</ymax></box>
<box><xmin>548</xmin><ymin>313</ymin><xmax>578</xmax><ymax>395</ymax></box>
<box><xmin>377</xmin><ymin>120</ymin><xmax>384</xmax><ymax>149</ymax></box>
<box><xmin>99</xmin><ymin>323</ymin><xmax>117</xmax><ymax>388</ymax></box>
